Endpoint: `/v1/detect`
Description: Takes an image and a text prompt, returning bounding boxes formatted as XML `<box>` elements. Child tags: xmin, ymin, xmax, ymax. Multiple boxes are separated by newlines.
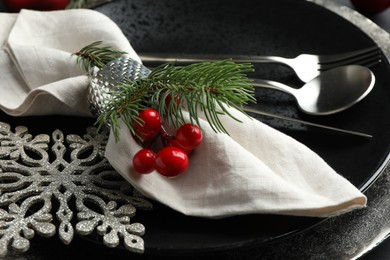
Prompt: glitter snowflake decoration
<box><xmin>0</xmin><ymin>121</ymin><xmax>152</xmax><ymax>257</ymax></box>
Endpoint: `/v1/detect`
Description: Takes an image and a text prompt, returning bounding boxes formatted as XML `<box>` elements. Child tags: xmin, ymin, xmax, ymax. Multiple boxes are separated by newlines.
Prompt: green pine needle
<box><xmin>97</xmin><ymin>60</ymin><xmax>256</xmax><ymax>141</ymax></box>
<box><xmin>66</xmin><ymin>0</ymin><xmax>105</xmax><ymax>9</ymax></box>
<box><xmin>74</xmin><ymin>41</ymin><xmax>257</xmax><ymax>141</ymax></box>
<box><xmin>73</xmin><ymin>41</ymin><xmax>127</xmax><ymax>73</ymax></box>
<box><xmin>66</xmin><ymin>0</ymin><xmax>88</xmax><ymax>9</ymax></box>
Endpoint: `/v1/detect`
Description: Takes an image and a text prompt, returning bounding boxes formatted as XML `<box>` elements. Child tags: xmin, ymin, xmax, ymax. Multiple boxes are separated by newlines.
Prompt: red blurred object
<box><xmin>3</xmin><ymin>0</ymin><xmax>69</xmax><ymax>12</ymax></box>
<box><xmin>351</xmin><ymin>0</ymin><xmax>390</xmax><ymax>15</ymax></box>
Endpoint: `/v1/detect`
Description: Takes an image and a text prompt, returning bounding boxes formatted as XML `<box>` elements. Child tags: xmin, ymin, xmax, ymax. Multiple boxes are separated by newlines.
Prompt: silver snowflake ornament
<box><xmin>0</xmin><ymin>121</ymin><xmax>152</xmax><ymax>257</ymax></box>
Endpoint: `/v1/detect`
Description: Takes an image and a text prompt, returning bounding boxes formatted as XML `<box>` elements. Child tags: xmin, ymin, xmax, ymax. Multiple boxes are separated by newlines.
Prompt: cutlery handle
<box><xmin>251</xmin><ymin>78</ymin><xmax>297</xmax><ymax>96</ymax></box>
<box><xmin>243</xmin><ymin>107</ymin><xmax>372</xmax><ymax>138</ymax></box>
<box><xmin>139</xmin><ymin>53</ymin><xmax>289</xmax><ymax>65</ymax></box>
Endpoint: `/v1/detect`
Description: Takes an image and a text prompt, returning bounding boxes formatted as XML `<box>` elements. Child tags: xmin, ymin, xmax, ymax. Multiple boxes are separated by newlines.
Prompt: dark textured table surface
<box><xmin>332</xmin><ymin>2</ymin><xmax>390</xmax><ymax>259</ymax></box>
<box><xmin>1</xmin><ymin>0</ymin><xmax>390</xmax><ymax>259</ymax></box>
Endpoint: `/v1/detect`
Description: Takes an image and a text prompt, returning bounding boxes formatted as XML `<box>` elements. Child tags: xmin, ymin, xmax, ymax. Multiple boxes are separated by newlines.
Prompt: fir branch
<box><xmin>96</xmin><ymin>81</ymin><xmax>149</xmax><ymax>140</ymax></box>
<box><xmin>98</xmin><ymin>60</ymin><xmax>256</xmax><ymax>141</ymax></box>
<box><xmin>66</xmin><ymin>0</ymin><xmax>89</xmax><ymax>8</ymax></box>
<box><xmin>66</xmin><ymin>0</ymin><xmax>108</xmax><ymax>9</ymax></box>
<box><xmin>73</xmin><ymin>41</ymin><xmax>127</xmax><ymax>73</ymax></box>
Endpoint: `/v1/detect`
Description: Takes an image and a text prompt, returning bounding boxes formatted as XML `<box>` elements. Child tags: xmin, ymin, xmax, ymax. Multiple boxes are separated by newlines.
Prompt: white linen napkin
<box><xmin>0</xmin><ymin>9</ymin><xmax>140</xmax><ymax>116</ymax></box>
<box><xmin>0</xmin><ymin>9</ymin><xmax>367</xmax><ymax>218</ymax></box>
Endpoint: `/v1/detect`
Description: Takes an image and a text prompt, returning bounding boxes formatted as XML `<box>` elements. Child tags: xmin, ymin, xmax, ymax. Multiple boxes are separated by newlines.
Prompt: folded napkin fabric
<box><xmin>0</xmin><ymin>9</ymin><xmax>367</xmax><ymax>218</ymax></box>
<box><xmin>106</xmin><ymin>108</ymin><xmax>366</xmax><ymax>218</ymax></box>
<box><xmin>0</xmin><ymin>9</ymin><xmax>140</xmax><ymax>116</ymax></box>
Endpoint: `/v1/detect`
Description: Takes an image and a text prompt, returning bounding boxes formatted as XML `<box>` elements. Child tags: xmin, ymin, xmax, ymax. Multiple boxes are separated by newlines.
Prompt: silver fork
<box><xmin>139</xmin><ymin>46</ymin><xmax>381</xmax><ymax>83</ymax></box>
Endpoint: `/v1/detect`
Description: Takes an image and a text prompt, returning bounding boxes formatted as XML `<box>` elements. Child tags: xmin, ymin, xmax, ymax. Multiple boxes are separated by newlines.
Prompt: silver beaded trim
<box><xmin>88</xmin><ymin>57</ymin><xmax>151</xmax><ymax>118</ymax></box>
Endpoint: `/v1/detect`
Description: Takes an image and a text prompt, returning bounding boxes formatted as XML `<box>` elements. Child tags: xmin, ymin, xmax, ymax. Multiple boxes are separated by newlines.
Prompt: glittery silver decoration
<box><xmin>0</xmin><ymin>122</ymin><xmax>152</xmax><ymax>257</ymax></box>
<box><xmin>88</xmin><ymin>57</ymin><xmax>151</xmax><ymax>118</ymax></box>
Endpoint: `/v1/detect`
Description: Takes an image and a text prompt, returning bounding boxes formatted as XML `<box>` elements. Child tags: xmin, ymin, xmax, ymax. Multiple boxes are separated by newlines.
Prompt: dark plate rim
<box><xmin>140</xmin><ymin>0</ymin><xmax>390</xmax><ymax>255</ymax></box>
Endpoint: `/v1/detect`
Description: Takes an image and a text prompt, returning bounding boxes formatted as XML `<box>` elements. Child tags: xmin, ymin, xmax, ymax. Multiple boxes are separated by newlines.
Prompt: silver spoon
<box><xmin>252</xmin><ymin>65</ymin><xmax>375</xmax><ymax>115</ymax></box>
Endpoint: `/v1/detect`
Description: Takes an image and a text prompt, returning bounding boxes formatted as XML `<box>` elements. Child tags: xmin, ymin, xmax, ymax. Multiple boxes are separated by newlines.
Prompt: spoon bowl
<box><xmin>252</xmin><ymin>65</ymin><xmax>375</xmax><ymax>115</ymax></box>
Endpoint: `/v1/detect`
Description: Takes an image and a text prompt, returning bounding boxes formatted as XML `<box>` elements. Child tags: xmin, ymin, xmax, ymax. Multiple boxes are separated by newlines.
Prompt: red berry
<box><xmin>175</xmin><ymin>124</ymin><xmax>203</xmax><ymax>150</ymax></box>
<box><xmin>154</xmin><ymin>147</ymin><xmax>189</xmax><ymax>177</ymax></box>
<box><xmin>133</xmin><ymin>108</ymin><xmax>162</xmax><ymax>141</ymax></box>
<box><xmin>132</xmin><ymin>149</ymin><xmax>156</xmax><ymax>174</ymax></box>
<box><xmin>167</xmin><ymin>139</ymin><xmax>193</xmax><ymax>155</ymax></box>
<box><xmin>165</xmin><ymin>94</ymin><xmax>181</xmax><ymax>108</ymax></box>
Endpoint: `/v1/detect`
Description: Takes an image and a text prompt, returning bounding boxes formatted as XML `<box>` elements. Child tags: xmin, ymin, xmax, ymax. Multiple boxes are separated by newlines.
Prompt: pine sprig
<box><xmin>66</xmin><ymin>0</ymin><xmax>89</xmax><ymax>9</ymax></box>
<box><xmin>73</xmin><ymin>41</ymin><xmax>127</xmax><ymax>73</ymax></box>
<box><xmin>66</xmin><ymin>0</ymin><xmax>109</xmax><ymax>9</ymax></box>
<box><xmin>98</xmin><ymin>60</ymin><xmax>256</xmax><ymax>141</ymax></box>
<box><xmin>97</xmin><ymin>81</ymin><xmax>150</xmax><ymax>140</ymax></box>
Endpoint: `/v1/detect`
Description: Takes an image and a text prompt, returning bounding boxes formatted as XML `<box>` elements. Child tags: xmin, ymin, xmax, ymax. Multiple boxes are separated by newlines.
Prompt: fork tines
<box><xmin>318</xmin><ymin>46</ymin><xmax>382</xmax><ymax>70</ymax></box>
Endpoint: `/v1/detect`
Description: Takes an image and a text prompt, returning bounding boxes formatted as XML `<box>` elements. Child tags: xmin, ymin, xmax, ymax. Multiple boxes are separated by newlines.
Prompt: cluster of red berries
<box><xmin>132</xmin><ymin>108</ymin><xmax>203</xmax><ymax>177</ymax></box>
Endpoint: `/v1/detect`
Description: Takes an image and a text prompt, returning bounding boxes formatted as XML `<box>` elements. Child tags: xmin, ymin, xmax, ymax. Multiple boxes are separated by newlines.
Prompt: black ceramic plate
<box><xmin>94</xmin><ymin>0</ymin><xmax>390</xmax><ymax>255</ymax></box>
<box><xmin>2</xmin><ymin>0</ymin><xmax>390</xmax><ymax>258</ymax></box>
